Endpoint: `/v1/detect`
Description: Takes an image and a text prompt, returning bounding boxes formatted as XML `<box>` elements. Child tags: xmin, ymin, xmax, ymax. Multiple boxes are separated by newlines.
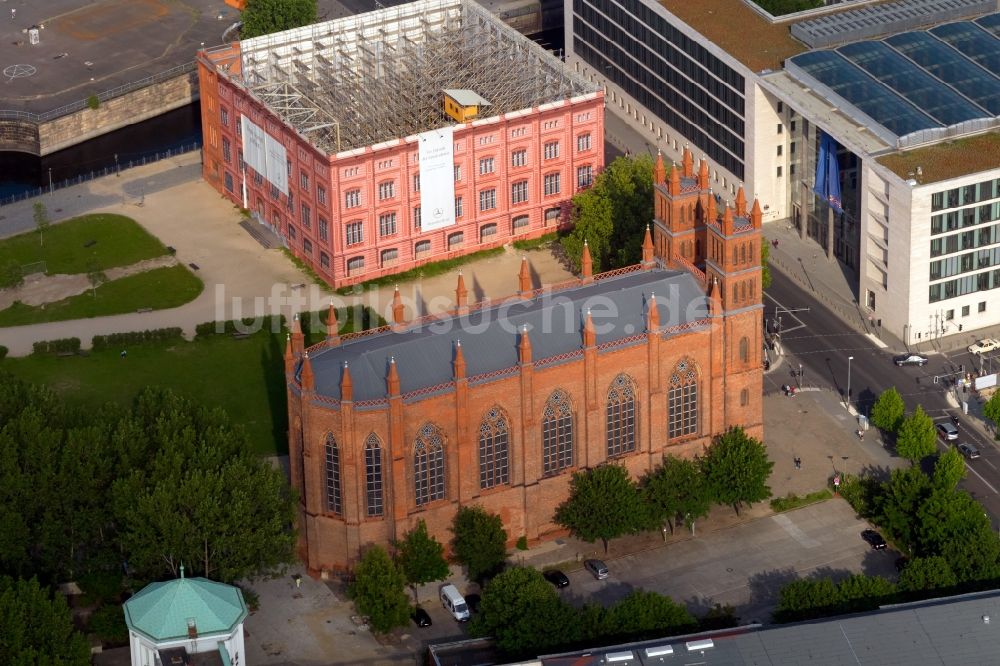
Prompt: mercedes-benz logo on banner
<box><xmin>433</xmin><ymin>207</ymin><xmax>444</xmax><ymax>218</ymax></box>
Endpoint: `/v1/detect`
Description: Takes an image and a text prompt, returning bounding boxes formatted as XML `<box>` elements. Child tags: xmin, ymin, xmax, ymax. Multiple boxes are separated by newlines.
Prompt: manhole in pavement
<box><xmin>727</xmin><ymin>567</ymin><xmax>734</xmax><ymax>572</ymax></box>
<box><xmin>3</xmin><ymin>64</ymin><xmax>36</xmax><ymax>80</ymax></box>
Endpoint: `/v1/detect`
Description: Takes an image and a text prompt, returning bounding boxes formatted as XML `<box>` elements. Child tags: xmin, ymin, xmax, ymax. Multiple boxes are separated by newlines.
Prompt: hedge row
<box><xmin>32</xmin><ymin>338</ymin><xmax>81</xmax><ymax>355</ymax></box>
<box><xmin>92</xmin><ymin>328</ymin><xmax>184</xmax><ymax>351</ymax></box>
<box><xmin>195</xmin><ymin>314</ymin><xmax>286</xmax><ymax>339</ymax></box>
<box><xmin>0</xmin><ymin>345</ymin><xmax>7</xmax><ymax>360</ymax></box>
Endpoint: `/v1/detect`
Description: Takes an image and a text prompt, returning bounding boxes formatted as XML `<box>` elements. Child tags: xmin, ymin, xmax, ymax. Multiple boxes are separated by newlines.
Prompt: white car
<box><xmin>968</xmin><ymin>339</ymin><xmax>1000</xmax><ymax>355</ymax></box>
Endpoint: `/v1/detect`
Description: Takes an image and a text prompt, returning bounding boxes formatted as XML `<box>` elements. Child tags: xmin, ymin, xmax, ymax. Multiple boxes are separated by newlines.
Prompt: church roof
<box><xmin>123</xmin><ymin>573</ymin><xmax>248</xmax><ymax>643</ymax></box>
<box><xmin>305</xmin><ymin>268</ymin><xmax>709</xmax><ymax>401</ymax></box>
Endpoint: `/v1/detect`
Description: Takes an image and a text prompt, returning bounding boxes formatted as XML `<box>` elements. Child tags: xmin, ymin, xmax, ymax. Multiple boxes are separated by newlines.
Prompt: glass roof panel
<box><xmin>838</xmin><ymin>40</ymin><xmax>989</xmax><ymax>124</ymax></box>
<box><xmin>974</xmin><ymin>13</ymin><xmax>1000</xmax><ymax>38</ymax></box>
<box><xmin>885</xmin><ymin>31</ymin><xmax>1000</xmax><ymax>116</ymax></box>
<box><xmin>930</xmin><ymin>21</ymin><xmax>1000</xmax><ymax>73</ymax></box>
<box><xmin>790</xmin><ymin>49</ymin><xmax>941</xmax><ymax>136</ymax></box>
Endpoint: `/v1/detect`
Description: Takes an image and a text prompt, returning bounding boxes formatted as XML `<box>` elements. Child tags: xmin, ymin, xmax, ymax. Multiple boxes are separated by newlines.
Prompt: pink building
<box><xmin>198</xmin><ymin>0</ymin><xmax>604</xmax><ymax>289</ymax></box>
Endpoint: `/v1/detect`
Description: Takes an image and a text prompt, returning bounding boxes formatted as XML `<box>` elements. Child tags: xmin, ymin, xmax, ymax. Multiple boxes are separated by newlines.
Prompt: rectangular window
<box><xmin>318</xmin><ymin>217</ymin><xmax>328</xmax><ymax>241</ymax></box>
<box><xmin>345</xmin><ymin>221</ymin><xmax>364</xmax><ymax>246</ymax></box>
<box><xmin>448</xmin><ymin>232</ymin><xmax>464</xmax><ymax>248</ymax></box>
<box><xmin>381</xmin><ymin>248</ymin><xmax>398</xmax><ymax>266</ymax></box>
<box><xmin>317</xmin><ymin>185</ymin><xmax>326</xmax><ymax>205</ymax></box>
<box><xmin>511</xmin><ymin>181</ymin><xmax>528</xmax><ymax>204</ymax></box>
<box><xmin>512</xmin><ymin>215</ymin><xmax>530</xmax><ymax>230</ymax></box>
<box><xmin>254</xmin><ymin>172</ymin><xmax>263</xmax><ymax>187</ymax></box>
<box><xmin>300</xmin><ymin>203</ymin><xmax>311</xmax><ymax>229</ymax></box>
<box><xmin>302</xmin><ymin>237</ymin><xmax>312</xmax><ymax>255</ymax></box>
<box><xmin>378</xmin><ymin>212</ymin><xmax>397</xmax><ymax>237</ymax></box>
<box><xmin>300</xmin><ymin>171</ymin><xmax>309</xmax><ymax>192</ymax></box>
<box><xmin>479</xmin><ymin>189</ymin><xmax>496</xmax><ymax>211</ymax></box>
<box><xmin>511</xmin><ymin>150</ymin><xmax>527</xmax><ymax>167</ymax></box>
<box><xmin>544</xmin><ymin>173</ymin><xmax>561</xmax><ymax>196</ymax></box>
<box><xmin>777</xmin><ymin>123</ymin><xmax>783</xmax><ymax>134</ymax></box>
<box><xmin>946</xmin><ymin>309</ymin><xmax>955</xmax><ymax>320</ymax></box>
<box><xmin>776</xmin><ymin>145</ymin><xmax>783</xmax><ymax>156</ymax></box>
<box><xmin>455</xmin><ymin>197</ymin><xmax>463</xmax><ymax>218</ymax></box>
<box><xmin>577</xmin><ymin>134</ymin><xmax>592</xmax><ymax>151</ymax></box>
<box><xmin>220</xmin><ymin>107</ymin><xmax>229</xmax><ymax>126</ymax></box>
<box><xmin>962</xmin><ymin>305</ymin><xmax>970</xmax><ymax>317</ymax></box>
<box><xmin>413</xmin><ymin>174</ymin><xmax>420</xmax><ymax>192</ymax></box>
<box><xmin>454</xmin><ymin>164</ymin><xmax>462</xmax><ymax>181</ymax></box>
<box><xmin>345</xmin><ymin>189</ymin><xmax>361</xmax><ymax>208</ymax></box>
<box><xmin>378</xmin><ymin>181</ymin><xmax>395</xmax><ymax>200</ymax></box>
<box><xmin>288</xmin><ymin>224</ymin><xmax>296</xmax><ymax>240</ymax></box>
<box><xmin>577</xmin><ymin>166</ymin><xmax>593</xmax><ymax>189</ymax></box>
<box><xmin>222</xmin><ymin>137</ymin><xmax>231</xmax><ymax>164</ymax></box>
<box><xmin>413</xmin><ymin>206</ymin><xmax>421</xmax><ymax>230</ymax></box>
<box><xmin>777</xmin><ymin>166</ymin><xmax>783</xmax><ymax>178</ymax></box>
<box><xmin>415</xmin><ymin>239</ymin><xmax>431</xmax><ymax>254</ymax></box>
<box><xmin>480</xmin><ymin>223</ymin><xmax>497</xmax><ymax>241</ymax></box>
<box><xmin>347</xmin><ymin>256</ymin><xmax>365</xmax><ymax>273</ymax></box>
<box><xmin>319</xmin><ymin>252</ymin><xmax>330</xmax><ymax>271</ymax></box>
<box><xmin>980</xmin><ymin>301</ymin><xmax>987</xmax><ymax>312</ymax></box>
<box><xmin>544</xmin><ymin>141</ymin><xmax>560</xmax><ymax>160</ymax></box>
<box><xmin>479</xmin><ymin>157</ymin><xmax>495</xmax><ymax>175</ymax></box>
<box><xmin>270</xmin><ymin>183</ymin><xmax>279</xmax><ymax>199</ymax></box>
<box><xmin>224</xmin><ymin>171</ymin><xmax>234</xmax><ymax>193</ymax></box>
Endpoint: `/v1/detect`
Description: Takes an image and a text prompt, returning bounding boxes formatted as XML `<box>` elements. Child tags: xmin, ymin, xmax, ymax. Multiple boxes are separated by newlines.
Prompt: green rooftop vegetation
<box><xmin>877</xmin><ymin>132</ymin><xmax>1000</xmax><ymax>184</ymax></box>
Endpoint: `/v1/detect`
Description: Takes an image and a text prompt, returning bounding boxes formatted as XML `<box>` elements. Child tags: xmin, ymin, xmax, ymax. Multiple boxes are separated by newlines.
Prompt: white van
<box><xmin>439</xmin><ymin>584</ymin><xmax>470</xmax><ymax>621</ymax></box>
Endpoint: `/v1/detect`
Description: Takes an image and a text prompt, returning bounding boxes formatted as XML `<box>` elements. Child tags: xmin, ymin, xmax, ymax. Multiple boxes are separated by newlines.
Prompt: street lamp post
<box><xmin>798</xmin><ymin>363</ymin><xmax>803</xmax><ymax>389</ymax></box>
<box><xmin>847</xmin><ymin>356</ymin><xmax>854</xmax><ymax>408</ymax></box>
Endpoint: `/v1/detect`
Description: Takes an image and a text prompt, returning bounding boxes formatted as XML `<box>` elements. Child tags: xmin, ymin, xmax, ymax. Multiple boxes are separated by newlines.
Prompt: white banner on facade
<box><xmin>241</xmin><ymin>115</ymin><xmax>288</xmax><ymax>196</ymax></box>
<box><xmin>418</xmin><ymin>127</ymin><xmax>456</xmax><ymax>232</ymax></box>
<box><xmin>264</xmin><ymin>132</ymin><xmax>288</xmax><ymax>195</ymax></box>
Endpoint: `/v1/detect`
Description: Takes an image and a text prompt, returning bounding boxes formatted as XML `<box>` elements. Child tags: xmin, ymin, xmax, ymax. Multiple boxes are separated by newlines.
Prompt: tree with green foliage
<box><xmin>834</xmin><ymin>574</ymin><xmax>896</xmax><ymax>614</ymax></box>
<box><xmin>896</xmin><ymin>556</ymin><xmax>957</xmax><ymax>594</ymax></box>
<box><xmin>895</xmin><ymin>405</ymin><xmax>937</xmax><ymax>462</ymax></box>
<box><xmin>940</xmin><ymin>527</ymin><xmax>1000</xmax><ymax>583</ymax></box>
<box><xmin>700</xmin><ymin>426</ymin><xmax>773</xmax><ymax>516</ymax></box>
<box><xmin>349</xmin><ymin>546</ymin><xmax>411</xmax><ymax>634</ymax></box>
<box><xmin>394</xmin><ymin>519</ymin><xmax>449</xmax><ymax>602</ymax></box>
<box><xmin>0</xmin><ymin>577</ymin><xmax>90</xmax><ymax>665</ymax></box>
<box><xmin>874</xmin><ymin>466</ymin><xmax>930</xmax><ymax>551</ymax></box>
<box><xmin>983</xmin><ymin>390</ymin><xmax>1000</xmax><ymax>439</ymax></box>
<box><xmin>773</xmin><ymin>577</ymin><xmax>840</xmax><ymax>622</ymax></box>
<box><xmin>563</xmin><ymin>155</ymin><xmax>653</xmax><ymax>272</ymax></box>
<box><xmin>109</xmin><ymin>388</ymin><xmax>297</xmax><ymax>582</ymax></box>
<box><xmin>641</xmin><ymin>455</ymin><xmax>711</xmax><ymax>536</ymax></box>
<box><xmin>932</xmin><ymin>447</ymin><xmax>966</xmax><ymax>491</ymax></box>
<box><xmin>602</xmin><ymin>590</ymin><xmax>696</xmax><ymax>641</ymax></box>
<box><xmin>760</xmin><ymin>241</ymin><xmax>772</xmax><ymax>290</ymax></box>
<box><xmin>555</xmin><ymin>464</ymin><xmax>645</xmax><ymax>553</ymax></box>
<box><xmin>451</xmin><ymin>505</ymin><xmax>508</xmax><ymax>583</ymax></box>
<box><xmin>241</xmin><ymin>0</ymin><xmax>317</xmax><ymax>39</ymax></box>
<box><xmin>33</xmin><ymin>201</ymin><xmax>49</xmax><ymax>247</ymax></box>
<box><xmin>754</xmin><ymin>0</ymin><xmax>823</xmax><ymax>16</ymax></box>
<box><xmin>870</xmin><ymin>387</ymin><xmax>906</xmax><ymax>433</ymax></box>
<box><xmin>470</xmin><ymin>566</ymin><xmax>579</xmax><ymax>657</ymax></box>
<box><xmin>916</xmin><ymin>488</ymin><xmax>992</xmax><ymax>557</ymax></box>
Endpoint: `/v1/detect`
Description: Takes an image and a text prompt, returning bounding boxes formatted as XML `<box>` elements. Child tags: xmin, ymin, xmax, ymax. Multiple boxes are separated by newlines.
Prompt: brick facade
<box><xmin>286</xmin><ymin>148</ymin><xmax>764</xmax><ymax>574</ymax></box>
<box><xmin>197</xmin><ymin>44</ymin><xmax>604</xmax><ymax>290</ymax></box>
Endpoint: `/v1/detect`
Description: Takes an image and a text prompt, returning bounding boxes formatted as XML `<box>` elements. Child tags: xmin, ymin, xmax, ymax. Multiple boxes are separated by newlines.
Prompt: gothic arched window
<box><xmin>365</xmin><ymin>433</ymin><xmax>384</xmax><ymax>517</ymax></box>
<box><xmin>606</xmin><ymin>374</ymin><xmax>637</xmax><ymax>457</ymax></box>
<box><xmin>542</xmin><ymin>390</ymin><xmax>574</xmax><ymax>475</ymax></box>
<box><xmin>668</xmin><ymin>359</ymin><xmax>698</xmax><ymax>439</ymax></box>
<box><xmin>414</xmin><ymin>423</ymin><xmax>445</xmax><ymax>506</ymax></box>
<box><xmin>479</xmin><ymin>407</ymin><xmax>510</xmax><ymax>489</ymax></box>
<box><xmin>324</xmin><ymin>433</ymin><xmax>342</xmax><ymax>515</ymax></box>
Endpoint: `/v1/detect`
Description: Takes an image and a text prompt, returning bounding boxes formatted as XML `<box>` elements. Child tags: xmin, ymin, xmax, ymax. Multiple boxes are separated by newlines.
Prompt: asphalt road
<box><xmin>765</xmin><ymin>271</ymin><xmax>1000</xmax><ymax>526</ymax></box>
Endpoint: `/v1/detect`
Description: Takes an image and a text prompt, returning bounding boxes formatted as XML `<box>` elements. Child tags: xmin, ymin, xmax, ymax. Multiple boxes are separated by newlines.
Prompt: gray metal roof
<box><xmin>443</xmin><ymin>88</ymin><xmax>492</xmax><ymax>107</ymax></box>
<box><xmin>306</xmin><ymin>269</ymin><xmax>709</xmax><ymax>402</ymax></box>
<box><xmin>527</xmin><ymin>589</ymin><xmax>1000</xmax><ymax>666</ymax></box>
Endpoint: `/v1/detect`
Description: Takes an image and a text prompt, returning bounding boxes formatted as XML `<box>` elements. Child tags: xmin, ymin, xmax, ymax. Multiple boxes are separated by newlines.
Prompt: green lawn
<box><xmin>0</xmin><ymin>265</ymin><xmax>203</xmax><ymax>326</ymax></box>
<box><xmin>1</xmin><ymin>307</ymin><xmax>382</xmax><ymax>456</ymax></box>
<box><xmin>0</xmin><ymin>213</ymin><xmax>168</xmax><ymax>283</ymax></box>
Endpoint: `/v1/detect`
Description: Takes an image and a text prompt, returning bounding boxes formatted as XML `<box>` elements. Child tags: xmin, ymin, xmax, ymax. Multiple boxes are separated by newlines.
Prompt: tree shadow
<box><xmin>747</xmin><ymin>567</ymin><xmax>799</xmax><ymax>606</ymax></box>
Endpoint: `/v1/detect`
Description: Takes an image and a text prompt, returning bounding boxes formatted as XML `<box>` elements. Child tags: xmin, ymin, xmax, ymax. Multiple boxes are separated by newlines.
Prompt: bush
<box><xmin>0</xmin><ymin>345</ymin><xmax>7</xmax><ymax>360</ymax></box>
<box><xmin>194</xmin><ymin>315</ymin><xmax>286</xmax><ymax>339</ymax></box>
<box><xmin>512</xmin><ymin>233</ymin><xmax>558</xmax><ymax>251</ymax></box>
<box><xmin>32</xmin><ymin>338</ymin><xmax>81</xmax><ymax>356</ymax></box>
<box><xmin>87</xmin><ymin>605</ymin><xmax>128</xmax><ymax>646</ymax></box>
<box><xmin>78</xmin><ymin>572</ymin><xmax>124</xmax><ymax>607</ymax></box>
<box><xmin>516</xmin><ymin>536</ymin><xmax>529</xmax><ymax>551</ymax></box>
<box><xmin>834</xmin><ymin>473</ymin><xmax>879</xmax><ymax>519</ymax></box>
<box><xmin>86</xmin><ymin>95</ymin><xmax>100</xmax><ymax>110</ymax></box>
<box><xmin>770</xmin><ymin>489</ymin><xmax>833</xmax><ymax>513</ymax></box>
<box><xmin>91</xmin><ymin>328</ymin><xmax>183</xmax><ymax>351</ymax></box>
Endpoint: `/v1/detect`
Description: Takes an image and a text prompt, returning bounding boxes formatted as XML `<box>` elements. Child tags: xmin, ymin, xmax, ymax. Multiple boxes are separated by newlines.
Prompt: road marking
<box><xmin>984</xmin><ymin>458</ymin><xmax>997</xmax><ymax>471</ymax></box>
<box><xmin>771</xmin><ymin>513</ymin><xmax>821</xmax><ymax>548</ymax></box>
<box><xmin>966</xmin><ymin>463</ymin><xmax>999</xmax><ymax>495</ymax></box>
<box><xmin>763</xmin><ymin>293</ymin><xmax>808</xmax><ymax>333</ymax></box>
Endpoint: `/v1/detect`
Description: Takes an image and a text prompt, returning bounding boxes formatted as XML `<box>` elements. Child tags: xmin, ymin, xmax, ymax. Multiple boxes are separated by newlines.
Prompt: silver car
<box><xmin>936</xmin><ymin>422</ymin><xmax>959</xmax><ymax>441</ymax></box>
<box><xmin>584</xmin><ymin>559</ymin><xmax>608</xmax><ymax>580</ymax></box>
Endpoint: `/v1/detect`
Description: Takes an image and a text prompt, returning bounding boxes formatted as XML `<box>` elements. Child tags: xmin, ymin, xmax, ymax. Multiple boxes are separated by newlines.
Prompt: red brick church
<box><xmin>285</xmin><ymin>149</ymin><xmax>765</xmax><ymax>573</ymax></box>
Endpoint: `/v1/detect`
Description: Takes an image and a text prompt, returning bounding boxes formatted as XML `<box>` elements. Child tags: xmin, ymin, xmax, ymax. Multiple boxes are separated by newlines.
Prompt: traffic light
<box><xmin>959</xmin><ymin>364</ymin><xmax>964</xmax><ymax>373</ymax></box>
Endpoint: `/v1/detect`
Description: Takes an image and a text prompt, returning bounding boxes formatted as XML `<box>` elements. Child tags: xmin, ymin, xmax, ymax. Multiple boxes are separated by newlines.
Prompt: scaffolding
<box><xmin>234</xmin><ymin>0</ymin><xmax>598</xmax><ymax>154</ymax></box>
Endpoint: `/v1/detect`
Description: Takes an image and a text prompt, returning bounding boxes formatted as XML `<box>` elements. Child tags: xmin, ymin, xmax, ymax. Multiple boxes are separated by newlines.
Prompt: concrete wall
<box><xmin>0</xmin><ymin>71</ymin><xmax>199</xmax><ymax>157</ymax></box>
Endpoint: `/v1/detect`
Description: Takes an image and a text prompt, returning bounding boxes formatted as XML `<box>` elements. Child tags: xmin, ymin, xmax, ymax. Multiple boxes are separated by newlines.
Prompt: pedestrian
<box><xmin>794</xmin><ymin>457</ymin><xmax>801</xmax><ymax>469</ymax></box>
<box><xmin>11</xmin><ymin>8</ymin><xmax>15</xmax><ymax>20</ymax></box>
<box><xmin>120</xmin><ymin>349</ymin><xmax>127</xmax><ymax>359</ymax></box>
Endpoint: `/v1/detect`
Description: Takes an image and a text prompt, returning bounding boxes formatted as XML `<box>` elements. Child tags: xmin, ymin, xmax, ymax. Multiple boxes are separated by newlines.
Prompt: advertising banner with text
<box><xmin>418</xmin><ymin>127</ymin><xmax>456</xmax><ymax>232</ymax></box>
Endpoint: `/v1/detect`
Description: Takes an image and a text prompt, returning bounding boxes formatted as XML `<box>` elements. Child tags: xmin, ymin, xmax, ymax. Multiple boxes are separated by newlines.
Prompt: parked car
<box><xmin>439</xmin><ymin>584</ymin><xmax>470</xmax><ymax>622</ymax></box>
<box><xmin>543</xmin><ymin>570</ymin><xmax>570</xmax><ymax>588</ymax></box>
<box><xmin>893</xmin><ymin>353</ymin><xmax>928</xmax><ymax>367</ymax></box>
<box><xmin>936</xmin><ymin>422</ymin><xmax>959</xmax><ymax>441</ymax></box>
<box><xmin>862</xmin><ymin>529</ymin><xmax>887</xmax><ymax>550</ymax></box>
<box><xmin>968</xmin><ymin>339</ymin><xmax>1000</xmax><ymax>355</ymax></box>
<box><xmin>958</xmin><ymin>442</ymin><xmax>981</xmax><ymax>459</ymax></box>
<box><xmin>584</xmin><ymin>559</ymin><xmax>609</xmax><ymax>580</ymax></box>
<box><xmin>412</xmin><ymin>607</ymin><xmax>432</xmax><ymax>627</ymax></box>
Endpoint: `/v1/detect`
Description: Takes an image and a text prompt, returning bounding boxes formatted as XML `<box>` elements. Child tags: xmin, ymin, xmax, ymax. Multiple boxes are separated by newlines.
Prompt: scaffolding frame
<box><xmin>235</xmin><ymin>0</ymin><xmax>598</xmax><ymax>154</ymax></box>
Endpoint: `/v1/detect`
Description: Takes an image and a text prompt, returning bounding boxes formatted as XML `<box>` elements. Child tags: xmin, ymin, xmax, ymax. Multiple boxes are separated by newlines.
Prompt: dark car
<box><xmin>465</xmin><ymin>593</ymin><xmax>481</xmax><ymax>613</ymax></box>
<box><xmin>412</xmin><ymin>607</ymin><xmax>432</xmax><ymax>627</ymax></box>
<box><xmin>958</xmin><ymin>442</ymin><xmax>981</xmax><ymax>459</ymax></box>
<box><xmin>584</xmin><ymin>559</ymin><xmax>609</xmax><ymax>579</ymax></box>
<box><xmin>543</xmin><ymin>569</ymin><xmax>570</xmax><ymax>588</ymax></box>
<box><xmin>894</xmin><ymin>353</ymin><xmax>928</xmax><ymax>367</ymax></box>
<box><xmin>862</xmin><ymin>529</ymin><xmax>887</xmax><ymax>550</ymax></box>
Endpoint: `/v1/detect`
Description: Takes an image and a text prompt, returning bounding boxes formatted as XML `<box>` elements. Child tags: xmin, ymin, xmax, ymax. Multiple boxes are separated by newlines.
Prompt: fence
<box><xmin>0</xmin><ymin>141</ymin><xmax>202</xmax><ymax>208</ymax></box>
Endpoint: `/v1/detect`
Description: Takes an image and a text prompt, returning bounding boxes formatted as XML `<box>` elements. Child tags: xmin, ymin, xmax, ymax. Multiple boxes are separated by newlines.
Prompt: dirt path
<box><xmin>0</xmin><ymin>255</ymin><xmax>179</xmax><ymax>310</ymax></box>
